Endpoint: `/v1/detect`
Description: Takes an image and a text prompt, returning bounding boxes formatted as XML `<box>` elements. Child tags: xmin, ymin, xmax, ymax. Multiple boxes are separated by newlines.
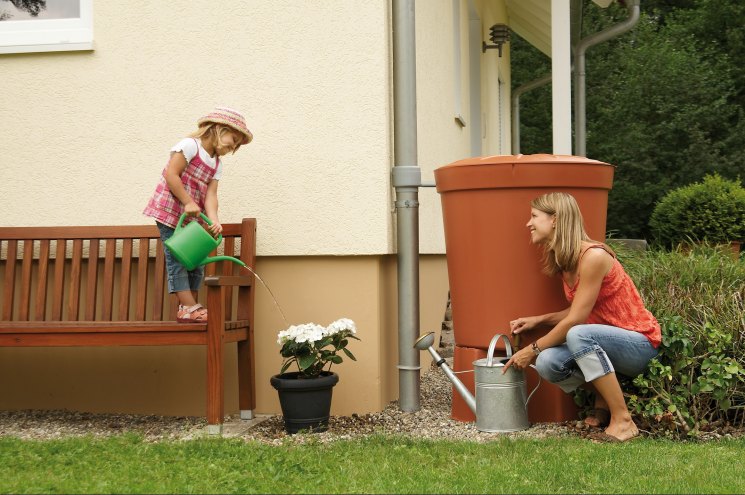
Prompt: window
<box><xmin>0</xmin><ymin>0</ymin><xmax>93</xmax><ymax>54</ymax></box>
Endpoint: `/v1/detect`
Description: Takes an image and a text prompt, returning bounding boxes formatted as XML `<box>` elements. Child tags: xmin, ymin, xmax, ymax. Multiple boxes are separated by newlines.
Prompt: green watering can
<box><xmin>164</xmin><ymin>213</ymin><xmax>246</xmax><ymax>271</ymax></box>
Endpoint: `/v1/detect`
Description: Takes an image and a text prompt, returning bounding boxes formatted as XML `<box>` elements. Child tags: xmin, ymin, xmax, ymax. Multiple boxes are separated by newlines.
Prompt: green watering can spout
<box><xmin>203</xmin><ymin>255</ymin><xmax>247</xmax><ymax>267</ymax></box>
<box><xmin>163</xmin><ymin>213</ymin><xmax>246</xmax><ymax>271</ymax></box>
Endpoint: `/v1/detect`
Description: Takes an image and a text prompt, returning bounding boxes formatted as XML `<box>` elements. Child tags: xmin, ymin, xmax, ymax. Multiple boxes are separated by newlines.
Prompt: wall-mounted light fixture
<box><xmin>482</xmin><ymin>23</ymin><xmax>510</xmax><ymax>57</ymax></box>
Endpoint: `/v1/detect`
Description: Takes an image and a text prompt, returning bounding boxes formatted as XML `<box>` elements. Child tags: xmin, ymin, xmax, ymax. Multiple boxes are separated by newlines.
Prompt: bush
<box><xmin>648</xmin><ymin>174</ymin><xmax>745</xmax><ymax>248</ymax></box>
<box><xmin>612</xmin><ymin>243</ymin><xmax>745</xmax><ymax>437</ymax></box>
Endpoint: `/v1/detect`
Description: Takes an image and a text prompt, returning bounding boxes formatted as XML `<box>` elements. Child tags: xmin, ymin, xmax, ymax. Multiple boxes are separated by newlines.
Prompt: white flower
<box><xmin>326</xmin><ymin>318</ymin><xmax>356</xmax><ymax>336</ymax></box>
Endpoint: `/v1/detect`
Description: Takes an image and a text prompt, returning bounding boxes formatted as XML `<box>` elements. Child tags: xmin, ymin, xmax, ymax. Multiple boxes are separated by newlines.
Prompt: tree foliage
<box><xmin>511</xmin><ymin>0</ymin><xmax>745</xmax><ymax>239</ymax></box>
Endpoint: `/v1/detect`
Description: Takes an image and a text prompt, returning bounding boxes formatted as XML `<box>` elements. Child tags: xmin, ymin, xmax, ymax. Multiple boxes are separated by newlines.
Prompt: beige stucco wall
<box><xmin>1</xmin><ymin>0</ymin><xmax>393</xmax><ymax>256</ymax></box>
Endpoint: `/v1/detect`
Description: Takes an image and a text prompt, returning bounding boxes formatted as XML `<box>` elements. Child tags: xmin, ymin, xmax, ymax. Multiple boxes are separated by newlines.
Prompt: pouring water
<box><xmin>239</xmin><ymin>264</ymin><xmax>289</xmax><ymax>326</ymax></box>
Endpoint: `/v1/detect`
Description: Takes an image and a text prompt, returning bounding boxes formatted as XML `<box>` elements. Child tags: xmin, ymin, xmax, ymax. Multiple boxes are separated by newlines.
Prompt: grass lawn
<box><xmin>1</xmin><ymin>434</ymin><xmax>744</xmax><ymax>494</ymax></box>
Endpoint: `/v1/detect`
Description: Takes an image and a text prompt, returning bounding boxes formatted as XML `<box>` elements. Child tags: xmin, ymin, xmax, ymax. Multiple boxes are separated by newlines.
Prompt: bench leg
<box><xmin>237</xmin><ymin>337</ymin><xmax>256</xmax><ymax>419</ymax></box>
<box><xmin>206</xmin><ymin>285</ymin><xmax>225</xmax><ymax>429</ymax></box>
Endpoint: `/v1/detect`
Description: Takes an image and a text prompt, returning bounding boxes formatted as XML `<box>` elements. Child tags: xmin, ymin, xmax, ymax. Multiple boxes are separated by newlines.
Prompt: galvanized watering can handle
<box><xmin>485</xmin><ymin>333</ymin><xmax>513</xmax><ymax>366</ymax></box>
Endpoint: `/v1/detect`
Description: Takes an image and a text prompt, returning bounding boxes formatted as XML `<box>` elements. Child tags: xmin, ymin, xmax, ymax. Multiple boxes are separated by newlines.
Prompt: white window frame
<box><xmin>0</xmin><ymin>0</ymin><xmax>93</xmax><ymax>54</ymax></box>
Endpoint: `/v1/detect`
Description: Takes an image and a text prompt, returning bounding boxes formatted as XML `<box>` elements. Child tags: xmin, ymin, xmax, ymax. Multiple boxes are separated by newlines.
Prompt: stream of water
<box><xmin>239</xmin><ymin>264</ymin><xmax>289</xmax><ymax>326</ymax></box>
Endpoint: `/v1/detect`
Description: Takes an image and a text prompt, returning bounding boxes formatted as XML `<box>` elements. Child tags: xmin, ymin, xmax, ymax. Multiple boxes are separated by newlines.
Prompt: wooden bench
<box><xmin>0</xmin><ymin>218</ymin><xmax>257</xmax><ymax>434</ymax></box>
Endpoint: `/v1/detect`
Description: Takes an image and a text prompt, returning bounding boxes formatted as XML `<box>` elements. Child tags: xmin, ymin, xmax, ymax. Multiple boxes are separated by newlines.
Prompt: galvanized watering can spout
<box><xmin>414</xmin><ymin>332</ymin><xmax>477</xmax><ymax>415</ymax></box>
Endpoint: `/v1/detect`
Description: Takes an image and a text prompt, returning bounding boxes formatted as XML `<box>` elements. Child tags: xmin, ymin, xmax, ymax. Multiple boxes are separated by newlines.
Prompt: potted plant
<box><xmin>270</xmin><ymin>318</ymin><xmax>359</xmax><ymax>434</ymax></box>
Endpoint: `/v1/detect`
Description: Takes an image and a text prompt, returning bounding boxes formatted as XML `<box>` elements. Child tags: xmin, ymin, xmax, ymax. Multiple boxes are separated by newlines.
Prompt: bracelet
<box><xmin>532</xmin><ymin>341</ymin><xmax>542</xmax><ymax>356</ymax></box>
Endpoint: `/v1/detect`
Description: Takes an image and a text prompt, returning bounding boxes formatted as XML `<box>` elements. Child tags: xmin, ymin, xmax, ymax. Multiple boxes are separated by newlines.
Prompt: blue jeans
<box><xmin>534</xmin><ymin>324</ymin><xmax>658</xmax><ymax>393</ymax></box>
<box><xmin>156</xmin><ymin>222</ymin><xmax>204</xmax><ymax>294</ymax></box>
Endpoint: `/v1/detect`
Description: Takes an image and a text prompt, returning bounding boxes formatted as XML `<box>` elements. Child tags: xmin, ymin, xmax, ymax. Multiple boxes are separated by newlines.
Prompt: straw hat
<box><xmin>197</xmin><ymin>107</ymin><xmax>253</xmax><ymax>144</ymax></box>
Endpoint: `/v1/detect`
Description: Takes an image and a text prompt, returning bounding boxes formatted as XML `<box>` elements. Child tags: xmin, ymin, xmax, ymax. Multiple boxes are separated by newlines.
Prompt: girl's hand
<box><xmin>184</xmin><ymin>201</ymin><xmax>201</xmax><ymax>217</ymax></box>
<box><xmin>509</xmin><ymin>316</ymin><xmax>539</xmax><ymax>336</ymax></box>
<box><xmin>206</xmin><ymin>220</ymin><xmax>223</xmax><ymax>237</ymax></box>
<box><xmin>502</xmin><ymin>346</ymin><xmax>536</xmax><ymax>373</ymax></box>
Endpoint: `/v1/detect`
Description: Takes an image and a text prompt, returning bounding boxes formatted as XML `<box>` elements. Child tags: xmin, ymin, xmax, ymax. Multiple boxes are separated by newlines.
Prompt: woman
<box><xmin>503</xmin><ymin>192</ymin><xmax>660</xmax><ymax>442</ymax></box>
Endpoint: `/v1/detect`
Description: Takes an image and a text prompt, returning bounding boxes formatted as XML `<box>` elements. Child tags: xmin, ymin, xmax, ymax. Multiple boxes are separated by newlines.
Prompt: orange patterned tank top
<box><xmin>563</xmin><ymin>245</ymin><xmax>661</xmax><ymax>348</ymax></box>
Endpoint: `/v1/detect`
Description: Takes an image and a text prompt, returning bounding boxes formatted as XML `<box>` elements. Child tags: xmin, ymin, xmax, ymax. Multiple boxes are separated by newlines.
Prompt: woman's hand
<box><xmin>509</xmin><ymin>316</ymin><xmax>540</xmax><ymax>336</ymax></box>
<box><xmin>502</xmin><ymin>346</ymin><xmax>535</xmax><ymax>373</ymax></box>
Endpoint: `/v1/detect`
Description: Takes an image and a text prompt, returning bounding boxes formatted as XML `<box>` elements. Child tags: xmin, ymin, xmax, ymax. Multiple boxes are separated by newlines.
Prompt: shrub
<box><xmin>648</xmin><ymin>174</ymin><xmax>745</xmax><ymax>248</ymax></box>
<box><xmin>612</xmin><ymin>243</ymin><xmax>745</xmax><ymax>437</ymax></box>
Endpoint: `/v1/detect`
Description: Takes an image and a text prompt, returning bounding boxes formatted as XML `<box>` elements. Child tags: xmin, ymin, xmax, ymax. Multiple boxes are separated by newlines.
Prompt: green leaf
<box><xmin>298</xmin><ymin>354</ymin><xmax>316</xmax><ymax>371</ymax></box>
<box><xmin>342</xmin><ymin>348</ymin><xmax>357</xmax><ymax>361</ymax></box>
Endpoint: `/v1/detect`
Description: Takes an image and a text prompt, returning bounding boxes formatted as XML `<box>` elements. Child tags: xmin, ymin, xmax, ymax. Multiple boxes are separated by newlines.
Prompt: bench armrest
<box><xmin>204</xmin><ymin>275</ymin><xmax>253</xmax><ymax>287</ymax></box>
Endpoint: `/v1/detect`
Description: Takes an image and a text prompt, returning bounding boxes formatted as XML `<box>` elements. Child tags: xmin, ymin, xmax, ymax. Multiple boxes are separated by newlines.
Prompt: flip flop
<box><xmin>584</xmin><ymin>408</ymin><xmax>611</xmax><ymax>428</ymax></box>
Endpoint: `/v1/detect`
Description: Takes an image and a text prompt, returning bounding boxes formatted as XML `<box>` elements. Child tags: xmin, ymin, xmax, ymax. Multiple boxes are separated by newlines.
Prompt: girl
<box><xmin>143</xmin><ymin>107</ymin><xmax>252</xmax><ymax>323</ymax></box>
<box><xmin>503</xmin><ymin>192</ymin><xmax>660</xmax><ymax>442</ymax></box>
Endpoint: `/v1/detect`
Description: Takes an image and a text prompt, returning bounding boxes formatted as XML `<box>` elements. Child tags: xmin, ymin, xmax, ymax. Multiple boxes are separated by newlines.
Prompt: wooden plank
<box><xmin>67</xmin><ymin>239</ymin><xmax>83</xmax><ymax>320</ymax></box>
<box><xmin>152</xmin><ymin>240</ymin><xmax>166</xmax><ymax>321</ymax></box>
<box><xmin>0</xmin><ymin>319</ymin><xmax>249</xmax><ymax>332</ymax></box>
<box><xmin>238</xmin><ymin>218</ymin><xmax>257</xmax><ymax>412</ymax></box>
<box><xmin>206</xmin><ymin>283</ymin><xmax>225</xmax><ymax>425</ymax></box>
<box><xmin>135</xmin><ymin>238</ymin><xmax>149</xmax><ymax>320</ymax></box>
<box><xmin>85</xmin><ymin>239</ymin><xmax>100</xmax><ymax>320</ymax></box>
<box><xmin>0</xmin><ymin>225</ymin><xmax>159</xmax><ymax>240</ymax></box>
<box><xmin>51</xmin><ymin>240</ymin><xmax>66</xmax><ymax>320</ymax></box>
<box><xmin>34</xmin><ymin>240</ymin><xmax>50</xmax><ymax>321</ymax></box>
<box><xmin>2</xmin><ymin>240</ymin><xmax>18</xmax><ymax>320</ymax></box>
<box><xmin>0</xmin><ymin>332</ymin><xmax>208</xmax><ymax>347</ymax></box>
<box><xmin>0</xmin><ymin>224</ymin><xmax>241</xmax><ymax>241</ymax></box>
<box><xmin>101</xmin><ymin>239</ymin><xmax>116</xmax><ymax>321</ymax></box>
<box><xmin>118</xmin><ymin>239</ymin><xmax>133</xmax><ymax>320</ymax></box>
<box><xmin>223</xmin><ymin>237</ymin><xmax>235</xmax><ymax>319</ymax></box>
<box><xmin>19</xmin><ymin>240</ymin><xmax>34</xmax><ymax>321</ymax></box>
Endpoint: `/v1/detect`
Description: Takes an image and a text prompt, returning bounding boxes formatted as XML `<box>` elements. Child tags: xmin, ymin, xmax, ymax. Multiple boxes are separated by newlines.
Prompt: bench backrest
<box><xmin>0</xmin><ymin>219</ymin><xmax>256</xmax><ymax>322</ymax></box>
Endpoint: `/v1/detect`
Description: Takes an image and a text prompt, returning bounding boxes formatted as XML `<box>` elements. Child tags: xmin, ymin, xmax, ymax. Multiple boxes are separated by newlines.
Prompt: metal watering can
<box><xmin>414</xmin><ymin>332</ymin><xmax>541</xmax><ymax>432</ymax></box>
<box><xmin>164</xmin><ymin>213</ymin><xmax>246</xmax><ymax>270</ymax></box>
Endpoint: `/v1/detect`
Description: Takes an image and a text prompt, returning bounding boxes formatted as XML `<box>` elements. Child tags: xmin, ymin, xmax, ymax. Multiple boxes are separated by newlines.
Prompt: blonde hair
<box><xmin>531</xmin><ymin>192</ymin><xmax>595</xmax><ymax>275</ymax></box>
<box><xmin>190</xmin><ymin>123</ymin><xmax>242</xmax><ymax>155</ymax></box>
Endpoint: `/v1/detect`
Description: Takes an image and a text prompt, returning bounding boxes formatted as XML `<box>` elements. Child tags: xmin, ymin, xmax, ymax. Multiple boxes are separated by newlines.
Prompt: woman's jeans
<box><xmin>534</xmin><ymin>324</ymin><xmax>658</xmax><ymax>393</ymax></box>
<box><xmin>156</xmin><ymin>222</ymin><xmax>204</xmax><ymax>294</ymax></box>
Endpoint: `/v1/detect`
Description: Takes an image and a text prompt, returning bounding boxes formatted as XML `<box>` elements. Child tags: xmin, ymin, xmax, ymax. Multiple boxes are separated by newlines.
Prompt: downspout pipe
<box><xmin>391</xmin><ymin>0</ymin><xmax>421</xmax><ymax>412</ymax></box>
<box><xmin>511</xmin><ymin>74</ymin><xmax>552</xmax><ymax>154</ymax></box>
<box><xmin>574</xmin><ymin>0</ymin><xmax>640</xmax><ymax>156</ymax></box>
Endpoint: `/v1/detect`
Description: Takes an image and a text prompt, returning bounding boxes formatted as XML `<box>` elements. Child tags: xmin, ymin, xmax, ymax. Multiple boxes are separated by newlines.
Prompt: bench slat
<box><xmin>34</xmin><ymin>240</ymin><xmax>51</xmax><ymax>321</ymax></box>
<box><xmin>102</xmin><ymin>239</ymin><xmax>116</xmax><ymax>320</ymax></box>
<box><xmin>51</xmin><ymin>239</ymin><xmax>66</xmax><ymax>320</ymax></box>
<box><xmin>85</xmin><ymin>239</ymin><xmax>100</xmax><ymax>320</ymax></box>
<box><xmin>68</xmin><ymin>239</ymin><xmax>83</xmax><ymax>320</ymax></box>
<box><xmin>119</xmin><ymin>238</ymin><xmax>133</xmax><ymax>320</ymax></box>
<box><xmin>152</xmin><ymin>240</ymin><xmax>166</xmax><ymax>320</ymax></box>
<box><xmin>2</xmin><ymin>240</ymin><xmax>17</xmax><ymax>320</ymax></box>
<box><xmin>135</xmin><ymin>238</ymin><xmax>149</xmax><ymax>320</ymax></box>
<box><xmin>0</xmin><ymin>319</ymin><xmax>249</xmax><ymax>332</ymax></box>
<box><xmin>19</xmin><ymin>240</ymin><xmax>33</xmax><ymax>320</ymax></box>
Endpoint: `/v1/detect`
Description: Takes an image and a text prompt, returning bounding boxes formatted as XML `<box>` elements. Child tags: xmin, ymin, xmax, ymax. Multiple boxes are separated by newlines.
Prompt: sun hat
<box><xmin>197</xmin><ymin>107</ymin><xmax>253</xmax><ymax>144</ymax></box>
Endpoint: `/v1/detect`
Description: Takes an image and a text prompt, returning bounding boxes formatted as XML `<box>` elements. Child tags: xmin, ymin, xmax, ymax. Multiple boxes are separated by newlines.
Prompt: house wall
<box><xmin>0</xmin><ymin>0</ymin><xmax>510</xmax><ymax>417</ymax></box>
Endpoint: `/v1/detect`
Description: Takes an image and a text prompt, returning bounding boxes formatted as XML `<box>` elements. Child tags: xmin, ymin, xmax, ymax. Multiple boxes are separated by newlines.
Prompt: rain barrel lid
<box><xmin>434</xmin><ymin>154</ymin><xmax>614</xmax><ymax>193</ymax></box>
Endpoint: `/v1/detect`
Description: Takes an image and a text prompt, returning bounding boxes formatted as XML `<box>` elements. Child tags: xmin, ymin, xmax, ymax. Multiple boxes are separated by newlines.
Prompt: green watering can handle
<box><xmin>175</xmin><ymin>212</ymin><xmax>223</xmax><ymax>244</ymax></box>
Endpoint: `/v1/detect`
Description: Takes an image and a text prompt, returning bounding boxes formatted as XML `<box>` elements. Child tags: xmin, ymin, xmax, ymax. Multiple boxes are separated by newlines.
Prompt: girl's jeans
<box><xmin>156</xmin><ymin>222</ymin><xmax>204</xmax><ymax>294</ymax></box>
<box><xmin>534</xmin><ymin>324</ymin><xmax>658</xmax><ymax>393</ymax></box>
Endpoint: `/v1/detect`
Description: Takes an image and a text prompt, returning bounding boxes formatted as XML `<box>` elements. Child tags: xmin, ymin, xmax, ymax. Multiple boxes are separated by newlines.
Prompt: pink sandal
<box><xmin>176</xmin><ymin>304</ymin><xmax>208</xmax><ymax>323</ymax></box>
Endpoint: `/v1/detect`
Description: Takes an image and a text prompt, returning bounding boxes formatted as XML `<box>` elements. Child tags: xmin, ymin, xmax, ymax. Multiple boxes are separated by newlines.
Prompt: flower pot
<box><xmin>270</xmin><ymin>371</ymin><xmax>339</xmax><ymax>434</ymax></box>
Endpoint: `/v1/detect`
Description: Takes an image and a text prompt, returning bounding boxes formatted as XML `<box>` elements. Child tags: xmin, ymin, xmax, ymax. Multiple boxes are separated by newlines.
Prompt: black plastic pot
<box><xmin>270</xmin><ymin>371</ymin><xmax>339</xmax><ymax>434</ymax></box>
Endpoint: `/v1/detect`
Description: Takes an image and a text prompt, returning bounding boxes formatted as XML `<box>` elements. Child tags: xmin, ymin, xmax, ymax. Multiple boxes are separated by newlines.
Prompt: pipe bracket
<box><xmin>395</xmin><ymin>199</ymin><xmax>419</xmax><ymax>208</ymax></box>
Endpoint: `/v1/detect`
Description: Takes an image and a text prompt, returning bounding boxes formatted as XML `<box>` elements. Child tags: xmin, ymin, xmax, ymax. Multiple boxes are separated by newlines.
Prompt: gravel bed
<box><xmin>1</xmin><ymin>361</ymin><xmax>741</xmax><ymax>444</ymax></box>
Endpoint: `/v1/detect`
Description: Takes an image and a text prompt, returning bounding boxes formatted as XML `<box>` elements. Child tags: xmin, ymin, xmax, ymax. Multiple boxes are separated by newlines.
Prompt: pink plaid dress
<box><xmin>143</xmin><ymin>139</ymin><xmax>219</xmax><ymax>228</ymax></box>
